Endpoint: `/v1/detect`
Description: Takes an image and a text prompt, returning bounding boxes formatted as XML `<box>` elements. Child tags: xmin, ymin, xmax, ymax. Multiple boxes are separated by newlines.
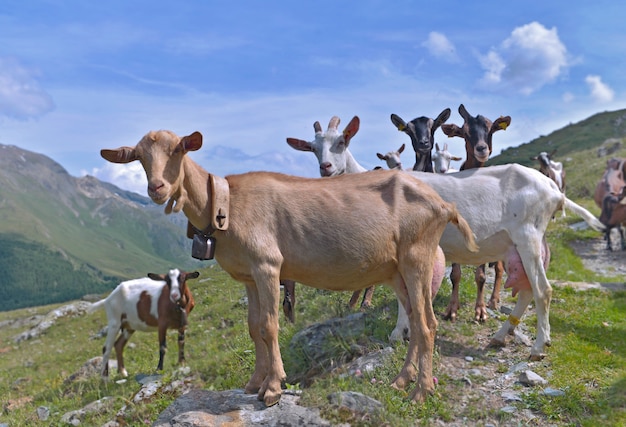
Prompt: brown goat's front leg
<box><xmin>177</xmin><ymin>327</ymin><xmax>186</xmax><ymax>365</ymax></box>
<box><xmin>157</xmin><ymin>327</ymin><xmax>167</xmax><ymax>371</ymax></box>
<box><xmin>443</xmin><ymin>263</ymin><xmax>462</xmax><ymax>321</ymax></box>
<box><xmin>243</xmin><ymin>283</ymin><xmax>270</xmax><ymax>396</ymax></box>
<box><xmin>474</xmin><ymin>264</ymin><xmax>488</xmax><ymax>322</ymax></box>
<box><xmin>488</xmin><ymin>261</ymin><xmax>504</xmax><ymax>310</ymax></box>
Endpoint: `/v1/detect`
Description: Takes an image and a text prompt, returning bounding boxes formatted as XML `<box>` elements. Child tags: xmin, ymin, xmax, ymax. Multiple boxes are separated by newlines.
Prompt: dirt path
<box><xmin>432</xmin><ymin>234</ymin><xmax>625</xmax><ymax>426</ymax></box>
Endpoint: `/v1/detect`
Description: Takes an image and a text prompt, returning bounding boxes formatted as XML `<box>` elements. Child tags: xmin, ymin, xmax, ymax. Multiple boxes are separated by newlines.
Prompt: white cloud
<box><xmin>479</xmin><ymin>22</ymin><xmax>569</xmax><ymax>94</ymax></box>
<box><xmin>585</xmin><ymin>75</ymin><xmax>614</xmax><ymax>103</ymax></box>
<box><xmin>0</xmin><ymin>56</ymin><xmax>55</xmax><ymax>119</ymax></box>
<box><xmin>422</xmin><ymin>32</ymin><xmax>459</xmax><ymax>63</ymax></box>
<box><xmin>89</xmin><ymin>162</ymin><xmax>148</xmax><ymax>195</ymax></box>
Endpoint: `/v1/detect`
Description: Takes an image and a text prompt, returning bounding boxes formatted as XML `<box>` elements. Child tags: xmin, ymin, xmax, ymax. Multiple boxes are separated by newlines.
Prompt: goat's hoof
<box><xmin>391</xmin><ymin>375</ymin><xmax>411</xmax><ymax>391</ymax></box>
<box><xmin>529</xmin><ymin>353</ymin><xmax>546</xmax><ymax>361</ymax></box>
<box><xmin>489</xmin><ymin>337</ymin><xmax>506</xmax><ymax>348</ymax></box>
<box><xmin>409</xmin><ymin>385</ymin><xmax>434</xmax><ymax>404</ymax></box>
<box><xmin>442</xmin><ymin>311</ymin><xmax>457</xmax><ymax>322</ymax></box>
<box><xmin>261</xmin><ymin>388</ymin><xmax>282</xmax><ymax>407</ymax></box>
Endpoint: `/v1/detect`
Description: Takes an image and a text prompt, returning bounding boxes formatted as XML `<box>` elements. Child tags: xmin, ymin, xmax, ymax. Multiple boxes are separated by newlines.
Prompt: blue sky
<box><xmin>1</xmin><ymin>1</ymin><xmax>625</xmax><ymax>194</ymax></box>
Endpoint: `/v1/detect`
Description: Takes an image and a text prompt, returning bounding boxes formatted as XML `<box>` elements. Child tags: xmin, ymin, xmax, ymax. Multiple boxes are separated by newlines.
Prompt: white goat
<box><xmin>288</xmin><ymin>116</ymin><xmax>605</xmax><ymax>360</ymax></box>
<box><xmin>88</xmin><ymin>268</ymin><xmax>199</xmax><ymax>378</ymax></box>
<box><xmin>101</xmin><ymin>130</ymin><xmax>478</xmax><ymax>406</ymax></box>
<box><xmin>432</xmin><ymin>143</ymin><xmax>462</xmax><ymax>174</ymax></box>
<box><xmin>286</xmin><ymin>116</ymin><xmax>367</xmax><ymax>176</ymax></box>
<box><xmin>376</xmin><ymin>143</ymin><xmax>406</xmax><ymax>170</ymax></box>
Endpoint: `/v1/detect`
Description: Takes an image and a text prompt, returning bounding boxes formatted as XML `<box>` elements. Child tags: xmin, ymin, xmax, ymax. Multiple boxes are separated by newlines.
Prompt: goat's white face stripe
<box><xmin>168</xmin><ymin>268</ymin><xmax>182</xmax><ymax>303</ymax></box>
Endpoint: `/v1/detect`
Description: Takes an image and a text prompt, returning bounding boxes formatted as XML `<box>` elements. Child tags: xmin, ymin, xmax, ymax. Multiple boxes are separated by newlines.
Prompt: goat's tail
<box><xmin>448</xmin><ymin>205</ymin><xmax>479</xmax><ymax>253</ymax></box>
<box><xmin>87</xmin><ymin>299</ymin><xmax>106</xmax><ymax>314</ymax></box>
<box><xmin>564</xmin><ymin>197</ymin><xmax>605</xmax><ymax>232</ymax></box>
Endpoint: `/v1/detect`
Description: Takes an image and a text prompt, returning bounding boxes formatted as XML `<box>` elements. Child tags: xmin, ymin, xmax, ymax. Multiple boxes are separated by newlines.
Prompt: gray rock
<box><xmin>519</xmin><ymin>370</ymin><xmax>548</xmax><ymax>387</ymax></box>
<box><xmin>340</xmin><ymin>347</ymin><xmax>394</xmax><ymax>377</ymax></box>
<box><xmin>500</xmin><ymin>405</ymin><xmax>517</xmax><ymax>414</ymax></box>
<box><xmin>543</xmin><ymin>387</ymin><xmax>566</xmax><ymax>397</ymax></box>
<box><xmin>328</xmin><ymin>391</ymin><xmax>383</xmax><ymax>414</ymax></box>
<box><xmin>61</xmin><ymin>396</ymin><xmax>115</xmax><ymax>425</ymax></box>
<box><xmin>36</xmin><ymin>406</ymin><xmax>50</xmax><ymax>421</ymax></box>
<box><xmin>501</xmin><ymin>391</ymin><xmax>523</xmax><ymax>402</ymax></box>
<box><xmin>152</xmin><ymin>389</ymin><xmax>331</xmax><ymax>427</ymax></box>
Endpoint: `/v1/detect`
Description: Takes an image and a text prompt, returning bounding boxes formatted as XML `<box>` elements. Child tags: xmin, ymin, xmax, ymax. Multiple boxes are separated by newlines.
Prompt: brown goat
<box><xmin>101</xmin><ymin>130</ymin><xmax>478</xmax><ymax>406</ymax></box>
<box><xmin>595</xmin><ymin>158</ymin><xmax>626</xmax><ymax>250</ymax></box>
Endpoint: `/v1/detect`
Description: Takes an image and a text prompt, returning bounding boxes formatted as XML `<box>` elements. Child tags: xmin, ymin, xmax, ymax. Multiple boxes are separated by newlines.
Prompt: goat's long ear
<box><xmin>186</xmin><ymin>271</ymin><xmax>200</xmax><ymax>280</ymax></box>
<box><xmin>433</xmin><ymin>108</ymin><xmax>452</xmax><ymax>131</ymax></box>
<box><xmin>342</xmin><ymin>116</ymin><xmax>360</xmax><ymax>144</ymax></box>
<box><xmin>441</xmin><ymin>123</ymin><xmax>463</xmax><ymax>138</ymax></box>
<box><xmin>180</xmin><ymin>131</ymin><xmax>203</xmax><ymax>152</ymax></box>
<box><xmin>451</xmin><ymin>155</ymin><xmax>463</xmax><ymax>161</ymax></box>
<box><xmin>286</xmin><ymin>138</ymin><xmax>313</xmax><ymax>152</ymax></box>
<box><xmin>376</xmin><ymin>152</ymin><xmax>386</xmax><ymax>160</ymax></box>
<box><xmin>390</xmin><ymin>114</ymin><xmax>407</xmax><ymax>132</ymax></box>
<box><xmin>490</xmin><ymin>116</ymin><xmax>511</xmax><ymax>134</ymax></box>
<box><xmin>100</xmin><ymin>147</ymin><xmax>137</xmax><ymax>164</ymax></box>
<box><xmin>147</xmin><ymin>273</ymin><xmax>165</xmax><ymax>281</ymax></box>
<box><xmin>458</xmin><ymin>104</ymin><xmax>471</xmax><ymax>122</ymax></box>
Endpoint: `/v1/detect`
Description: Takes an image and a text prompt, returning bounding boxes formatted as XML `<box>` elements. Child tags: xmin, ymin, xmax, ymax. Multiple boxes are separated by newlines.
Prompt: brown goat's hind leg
<box><xmin>114</xmin><ymin>328</ymin><xmax>134</xmax><ymax>377</ymax></box>
<box><xmin>348</xmin><ymin>290</ymin><xmax>362</xmax><ymax>308</ymax></box>
<box><xmin>360</xmin><ymin>286</ymin><xmax>375</xmax><ymax>309</ymax></box>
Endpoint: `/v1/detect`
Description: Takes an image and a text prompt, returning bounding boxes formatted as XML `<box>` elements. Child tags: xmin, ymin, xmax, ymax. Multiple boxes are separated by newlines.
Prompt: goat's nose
<box><xmin>148</xmin><ymin>181</ymin><xmax>165</xmax><ymax>193</ymax></box>
<box><xmin>320</xmin><ymin>162</ymin><xmax>332</xmax><ymax>175</ymax></box>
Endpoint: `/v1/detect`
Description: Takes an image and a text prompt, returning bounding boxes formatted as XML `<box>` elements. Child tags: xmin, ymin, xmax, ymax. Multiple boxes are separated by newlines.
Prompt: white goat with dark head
<box><xmin>390</xmin><ymin>108</ymin><xmax>451</xmax><ymax>172</ymax></box>
<box><xmin>531</xmin><ymin>150</ymin><xmax>566</xmax><ymax>193</ymax></box>
<box><xmin>101</xmin><ymin>130</ymin><xmax>478</xmax><ymax>406</ymax></box>
<box><xmin>290</xmin><ymin>121</ymin><xmax>605</xmax><ymax>361</ymax></box>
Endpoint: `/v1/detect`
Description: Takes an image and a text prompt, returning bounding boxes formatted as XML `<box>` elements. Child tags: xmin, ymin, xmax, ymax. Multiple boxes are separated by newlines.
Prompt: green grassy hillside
<box><xmin>0</xmin><ymin>144</ymin><xmax>199</xmax><ymax>311</ymax></box>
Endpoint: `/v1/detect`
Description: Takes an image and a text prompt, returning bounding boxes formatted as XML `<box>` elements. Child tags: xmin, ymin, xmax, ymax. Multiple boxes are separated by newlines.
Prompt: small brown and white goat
<box><xmin>432</xmin><ymin>143</ymin><xmax>462</xmax><ymax>174</ymax></box>
<box><xmin>101</xmin><ymin>130</ymin><xmax>478</xmax><ymax>406</ymax></box>
<box><xmin>88</xmin><ymin>268</ymin><xmax>199</xmax><ymax>378</ymax></box>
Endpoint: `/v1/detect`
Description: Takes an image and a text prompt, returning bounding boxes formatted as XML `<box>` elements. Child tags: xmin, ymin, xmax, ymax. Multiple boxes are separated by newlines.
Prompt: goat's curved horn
<box><xmin>328</xmin><ymin>116</ymin><xmax>340</xmax><ymax>130</ymax></box>
<box><xmin>314</xmin><ymin>121</ymin><xmax>322</xmax><ymax>134</ymax></box>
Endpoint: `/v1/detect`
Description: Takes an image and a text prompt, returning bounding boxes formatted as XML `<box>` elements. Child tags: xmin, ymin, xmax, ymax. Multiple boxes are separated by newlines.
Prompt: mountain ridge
<box><xmin>0</xmin><ymin>143</ymin><xmax>200</xmax><ymax>311</ymax></box>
